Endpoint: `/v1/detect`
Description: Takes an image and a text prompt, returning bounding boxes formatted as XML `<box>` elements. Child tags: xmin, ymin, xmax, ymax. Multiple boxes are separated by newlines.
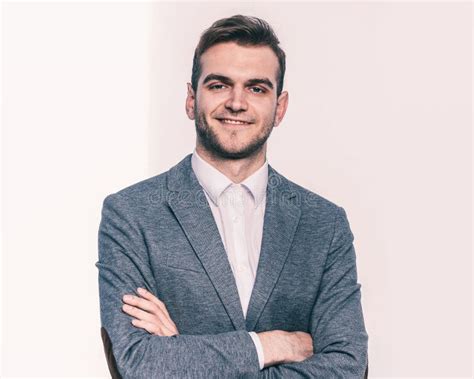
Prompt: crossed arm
<box><xmin>97</xmin><ymin>193</ymin><xmax>368</xmax><ymax>378</ymax></box>
<box><xmin>121</xmin><ymin>287</ymin><xmax>313</xmax><ymax>368</ymax></box>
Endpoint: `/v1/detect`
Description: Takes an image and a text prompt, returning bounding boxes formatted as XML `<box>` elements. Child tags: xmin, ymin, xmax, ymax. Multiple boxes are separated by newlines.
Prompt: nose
<box><xmin>224</xmin><ymin>87</ymin><xmax>248</xmax><ymax>113</ymax></box>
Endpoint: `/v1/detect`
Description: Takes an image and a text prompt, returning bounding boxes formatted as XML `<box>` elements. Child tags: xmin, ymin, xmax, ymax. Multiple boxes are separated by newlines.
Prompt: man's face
<box><xmin>186</xmin><ymin>42</ymin><xmax>288</xmax><ymax>160</ymax></box>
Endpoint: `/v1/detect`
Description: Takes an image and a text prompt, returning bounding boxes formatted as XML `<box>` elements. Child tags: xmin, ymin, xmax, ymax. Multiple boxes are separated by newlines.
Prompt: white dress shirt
<box><xmin>191</xmin><ymin>149</ymin><xmax>266</xmax><ymax>370</ymax></box>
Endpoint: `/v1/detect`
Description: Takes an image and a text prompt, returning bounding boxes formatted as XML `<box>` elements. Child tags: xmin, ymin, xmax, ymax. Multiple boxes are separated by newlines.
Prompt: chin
<box><xmin>218</xmin><ymin>142</ymin><xmax>265</xmax><ymax>160</ymax></box>
<box><xmin>219</xmin><ymin>139</ymin><xmax>253</xmax><ymax>153</ymax></box>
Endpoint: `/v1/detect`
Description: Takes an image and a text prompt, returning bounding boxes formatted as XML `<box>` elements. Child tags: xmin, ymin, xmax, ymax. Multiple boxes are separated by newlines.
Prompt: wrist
<box><xmin>257</xmin><ymin>330</ymin><xmax>290</xmax><ymax>367</ymax></box>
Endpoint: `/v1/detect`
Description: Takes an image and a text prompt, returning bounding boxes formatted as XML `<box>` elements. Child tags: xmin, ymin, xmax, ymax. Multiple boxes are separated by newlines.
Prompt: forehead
<box><xmin>199</xmin><ymin>42</ymin><xmax>279</xmax><ymax>85</ymax></box>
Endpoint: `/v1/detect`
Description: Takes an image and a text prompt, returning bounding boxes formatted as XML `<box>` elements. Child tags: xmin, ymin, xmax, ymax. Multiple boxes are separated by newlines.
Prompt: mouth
<box><xmin>215</xmin><ymin>118</ymin><xmax>253</xmax><ymax>126</ymax></box>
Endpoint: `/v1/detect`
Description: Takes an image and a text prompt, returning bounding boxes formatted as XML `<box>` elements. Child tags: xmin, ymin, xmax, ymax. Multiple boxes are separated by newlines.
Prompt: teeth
<box><xmin>220</xmin><ymin>119</ymin><xmax>249</xmax><ymax>125</ymax></box>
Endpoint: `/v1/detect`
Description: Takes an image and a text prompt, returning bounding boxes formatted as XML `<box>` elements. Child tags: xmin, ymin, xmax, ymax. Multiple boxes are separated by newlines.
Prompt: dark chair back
<box><xmin>101</xmin><ymin>327</ymin><xmax>123</xmax><ymax>379</ymax></box>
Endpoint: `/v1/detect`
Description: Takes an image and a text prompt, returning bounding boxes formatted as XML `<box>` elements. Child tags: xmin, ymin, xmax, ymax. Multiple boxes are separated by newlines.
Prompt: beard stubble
<box><xmin>194</xmin><ymin>103</ymin><xmax>276</xmax><ymax>160</ymax></box>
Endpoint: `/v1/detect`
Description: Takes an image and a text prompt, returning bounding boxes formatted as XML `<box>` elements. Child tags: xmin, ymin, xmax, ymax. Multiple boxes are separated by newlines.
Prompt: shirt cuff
<box><xmin>249</xmin><ymin>331</ymin><xmax>265</xmax><ymax>370</ymax></box>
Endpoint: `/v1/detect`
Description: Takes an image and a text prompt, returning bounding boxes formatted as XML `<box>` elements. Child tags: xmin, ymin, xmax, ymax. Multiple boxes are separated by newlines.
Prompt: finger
<box><xmin>131</xmin><ymin>319</ymin><xmax>177</xmax><ymax>337</ymax></box>
<box><xmin>122</xmin><ymin>295</ymin><xmax>178</xmax><ymax>333</ymax></box>
<box><xmin>136</xmin><ymin>288</ymin><xmax>179</xmax><ymax>331</ymax></box>
<box><xmin>123</xmin><ymin>294</ymin><xmax>158</xmax><ymax>314</ymax></box>
<box><xmin>122</xmin><ymin>303</ymin><xmax>177</xmax><ymax>335</ymax></box>
<box><xmin>137</xmin><ymin>288</ymin><xmax>172</xmax><ymax>319</ymax></box>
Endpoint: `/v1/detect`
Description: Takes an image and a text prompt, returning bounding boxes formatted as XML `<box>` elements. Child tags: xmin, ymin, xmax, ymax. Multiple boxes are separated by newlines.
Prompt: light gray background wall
<box><xmin>1</xmin><ymin>1</ymin><xmax>472</xmax><ymax>377</ymax></box>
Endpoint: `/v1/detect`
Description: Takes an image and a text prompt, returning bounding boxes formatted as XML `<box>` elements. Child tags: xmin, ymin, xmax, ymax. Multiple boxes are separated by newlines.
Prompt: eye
<box><xmin>249</xmin><ymin>86</ymin><xmax>266</xmax><ymax>94</ymax></box>
<box><xmin>208</xmin><ymin>84</ymin><xmax>226</xmax><ymax>90</ymax></box>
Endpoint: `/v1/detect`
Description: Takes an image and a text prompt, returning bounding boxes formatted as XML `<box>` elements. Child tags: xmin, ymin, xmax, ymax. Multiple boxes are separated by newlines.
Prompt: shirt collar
<box><xmin>191</xmin><ymin>149</ymin><xmax>268</xmax><ymax>209</ymax></box>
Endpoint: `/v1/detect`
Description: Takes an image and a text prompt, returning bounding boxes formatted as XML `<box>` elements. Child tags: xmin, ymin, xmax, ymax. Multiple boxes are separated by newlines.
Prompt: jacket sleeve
<box><xmin>96</xmin><ymin>193</ymin><xmax>261</xmax><ymax>379</ymax></box>
<box><xmin>259</xmin><ymin>206</ymin><xmax>369</xmax><ymax>378</ymax></box>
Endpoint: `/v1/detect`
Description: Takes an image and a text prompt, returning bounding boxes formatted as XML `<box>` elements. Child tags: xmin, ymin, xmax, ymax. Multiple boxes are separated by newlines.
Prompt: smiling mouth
<box><xmin>216</xmin><ymin>118</ymin><xmax>253</xmax><ymax>125</ymax></box>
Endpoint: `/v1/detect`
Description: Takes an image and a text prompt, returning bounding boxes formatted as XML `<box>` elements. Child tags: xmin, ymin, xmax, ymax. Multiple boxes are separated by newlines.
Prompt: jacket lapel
<box><xmin>245</xmin><ymin>166</ymin><xmax>301</xmax><ymax>331</ymax></box>
<box><xmin>166</xmin><ymin>154</ymin><xmax>246</xmax><ymax>331</ymax></box>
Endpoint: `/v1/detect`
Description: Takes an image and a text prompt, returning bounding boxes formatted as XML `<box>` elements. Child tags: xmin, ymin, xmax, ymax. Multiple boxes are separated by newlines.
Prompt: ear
<box><xmin>185</xmin><ymin>83</ymin><xmax>196</xmax><ymax>120</ymax></box>
<box><xmin>274</xmin><ymin>90</ymin><xmax>289</xmax><ymax>127</ymax></box>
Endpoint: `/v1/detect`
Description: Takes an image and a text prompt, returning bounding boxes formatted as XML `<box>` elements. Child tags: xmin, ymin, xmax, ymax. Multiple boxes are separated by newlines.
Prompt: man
<box><xmin>97</xmin><ymin>15</ymin><xmax>368</xmax><ymax>378</ymax></box>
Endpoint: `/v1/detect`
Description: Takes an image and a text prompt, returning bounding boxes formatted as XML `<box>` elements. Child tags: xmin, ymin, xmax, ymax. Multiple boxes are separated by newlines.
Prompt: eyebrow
<box><xmin>202</xmin><ymin>73</ymin><xmax>274</xmax><ymax>90</ymax></box>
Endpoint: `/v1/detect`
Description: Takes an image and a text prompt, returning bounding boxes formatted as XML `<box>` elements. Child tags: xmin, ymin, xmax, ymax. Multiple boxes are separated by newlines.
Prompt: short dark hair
<box><xmin>191</xmin><ymin>15</ymin><xmax>286</xmax><ymax>97</ymax></box>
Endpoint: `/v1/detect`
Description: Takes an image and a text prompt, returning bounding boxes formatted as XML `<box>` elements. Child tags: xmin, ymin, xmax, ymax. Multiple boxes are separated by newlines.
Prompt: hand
<box><xmin>257</xmin><ymin>330</ymin><xmax>313</xmax><ymax>367</ymax></box>
<box><xmin>285</xmin><ymin>331</ymin><xmax>314</xmax><ymax>363</ymax></box>
<box><xmin>122</xmin><ymin>287</ymin><xmax>179</xmax><ymax>336</ymax></box>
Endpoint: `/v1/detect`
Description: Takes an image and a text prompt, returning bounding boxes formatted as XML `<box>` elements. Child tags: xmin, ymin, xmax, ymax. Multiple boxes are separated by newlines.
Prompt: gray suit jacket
<box><xmin>96</xmin><ymin>154</ymin><xmax>368</xmax><ymax>378</ymax></box>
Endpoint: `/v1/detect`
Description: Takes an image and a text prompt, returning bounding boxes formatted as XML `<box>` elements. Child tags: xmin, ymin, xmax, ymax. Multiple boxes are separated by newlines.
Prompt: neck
<box><xmin>195</xmin><ymin>144</ymin><xmax>267</xmax><ymax>183</ymax></box>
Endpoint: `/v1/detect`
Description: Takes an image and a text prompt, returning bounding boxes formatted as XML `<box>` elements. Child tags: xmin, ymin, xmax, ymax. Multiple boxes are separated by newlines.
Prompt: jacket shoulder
<box><xmin>274</xmin><ymin>169</ymin><xmax>343</xmax><ymax>214</ymax></box>
<box><xmin>282</xmin><ymin>176</ymin><xmax>353</xmax><ymax>239</ymax></box>
<box><xmin>102</xmin><ymin>169</ymin><xmax>170</xmax><ymax>212</ymax></box>
<box><xmin>103</xmin><ymin>154</ymin><xmax>191</xmax><ymax>207</ymax></box>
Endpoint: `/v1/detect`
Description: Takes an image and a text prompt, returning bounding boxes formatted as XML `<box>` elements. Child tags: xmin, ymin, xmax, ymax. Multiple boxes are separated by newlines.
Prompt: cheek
<box><xmin>254</xmin><ymin>98</ymin><xmax>276</xmax><ymax>114</ymax></box>
<box><xmin>197</xmin><ymin>94</ymin><xmax>223</xmax><ymax>112</ymax></box>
